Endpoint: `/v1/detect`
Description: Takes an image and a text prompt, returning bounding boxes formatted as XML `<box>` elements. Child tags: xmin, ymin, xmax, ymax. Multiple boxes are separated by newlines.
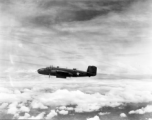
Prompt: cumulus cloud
<box><xmin>31</xmin><ymin>100</ymin><xmax>48</xmax><ymax>109</ymax></box>
<box><xmin>18</xmin><ymin>113</ymin><xmax>30</xmax><ymax>119</ymax></box>
<box><xmin>7</xmin><ymin>102</ymin><xmax>19</xmax><ymax>115</ymax></box>
<box><xmin>45</xmin><ymin>110</ymin><xmax>57</xmax><ymax>119</ymax></box>
<box><xmin>87</xmin><ymin>115</ymin><xmax>100</xmax><ymax>120</ymax></box>
<box><xmin>57</xmin><ymin>106</ymin><xmax>74</xmax><ymax>112</ymax></box>
<box><xmin>0</xmin><ymin>103</ymin><xmax>8</xmax><ymax>109</ymax></box>
<box><xmin>37</xmin><ymin>89</ymin><xmax>111</xmax><ymax>112</ymax></box>
<box><xmin>98</xmin><ymin>112</ymin><xmax>110</xmax><ymax>115</ymax></box>
<box><xmin>59</xmin><ymin>106</ymin><xmax>66</xmax><ymax>110</ymax></box>
<box><xmin>129</xmin><ymin>105</ymin><xmax>152</xmax><ymax>114</ymax></box>
<box><xmin>58</xmin><ymin>110</ymin><xmax>68</xmax><ymax>115</ymax></box>
<box><xmin>0</xmin><ymin>79</ymin><xmax>151</xmax><ymax>119</ymax></box>
<box><xmin>120</xmin><ymin>113</ymin><xmax>127</xmax><ymax>117</ymax></box>
<box><xmin>67</xmin><ymin>107</ymin><xmax>74</xmax><ymax>111</ymax></box>
<box><xmin>7</xmin><ymin>107</ymin><xmax>18</xmax><ymax>116</ymax></box>
<box><xmin>28</xmin><ymin>112</ymin><xmax>45</xmax><ymax>119</ymax></box>
<box><xmin>6</xmin><ymin>102</ymin><xmax>31</xmax><ymax>119</ymax></box>
<box><xmin>37</xmin><ymin>88</ymin><xmax>152</xmax><ymax>113</ymax></box>
<box><xmin>0</xmin><ymin>80</ymin><xmax>151</xmax><ymax>118</ymax></box>
<box><xmin>14</xmin><ymin>89</ymin><xmax>21</xmax><ymax>94</ymax></box>
<box><xmin>19</xmin><ymin>105</ymin><xmax>30</xmax><ymax>113</ymax></box>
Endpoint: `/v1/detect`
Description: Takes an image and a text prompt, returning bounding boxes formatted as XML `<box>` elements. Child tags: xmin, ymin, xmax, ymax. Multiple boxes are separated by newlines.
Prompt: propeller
<box><xmin>49</xmin><ymin>65</ymin><xmax>53</xmax><ymax>78</ymax></box>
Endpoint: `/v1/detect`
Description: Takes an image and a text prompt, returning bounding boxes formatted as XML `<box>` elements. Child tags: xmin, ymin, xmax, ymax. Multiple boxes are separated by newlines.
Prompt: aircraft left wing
<box><xmin>56</xmin><ymin>70</ymin><xmax>73</xmax><ymax>78</ymax></box>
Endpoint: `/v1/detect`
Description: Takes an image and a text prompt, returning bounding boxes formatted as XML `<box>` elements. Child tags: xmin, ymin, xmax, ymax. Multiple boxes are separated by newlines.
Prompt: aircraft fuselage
<box><xmin>37</xmin><ymin>66</ymin><xmax>97</xmax><ymax>78</ymax></box>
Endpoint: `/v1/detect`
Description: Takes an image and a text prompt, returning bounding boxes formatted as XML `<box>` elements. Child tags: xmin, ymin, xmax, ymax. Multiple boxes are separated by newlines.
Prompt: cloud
<box><xmin>0</xmin><ymin>0</ymin><xmax>138</xmax><ymax>29</ymax></box>
<box><xmin>0</xmin><ymin>79</ymin><xmax>151</xmax><ymax>119</ymax></box>
<box><xmin>87</xmin><ymin>115</ymin><xmax>100</xmax><ymax>120</ymax></box>
<box><xmin>7</xmin><ymin>106</ymin><xmax>18</xmax><ymax>115</ymax></box>
<box><xmin>19</xmin><ymin>105</ymin><xmax>30</xmax><ymax>113</ymax></box>
<box><xmin>7</xmin><ymin>102</ymin><xmax>31</xmax><ymax>119</ymax></box>
<box><xmin>59</xmin><ymin>106</ymin><xmax>66</xmax><ymax>110</ymax></box>
<box><xmin>0</xmin><ymin>79</ymin><xmax>152</xmax><ymax>117</ymax></box>
<box><xmin>129</xmin><ymin>105</ymin><xmax>152</xmax><ymax>114</ymax></box>
<box><xmin>120</xmin><ymin>113</ymin><xmax>127</xmax><ymax>117</ymax></box>
<box><xmin>67</xmin><ymin>107</ymin><xmax>74</xmax><ymax>111</ymax></box>
<box><xmin>0</xmin><ymin>103</ymin><xmax>8</xmax><ymax>109</ymax></box>
<box><xmin>37</xmin><ymin>88</ymin><xmax>152</xmax><ymax>113</ymax></box>
<box><xmin>31</xmin><ymin>100</ymin><xmax>48</xmax><ymax>109</ymax></box>
<box><xmin>1</xmin><ymin>0</ymin><xmax>152</xmax><ymax>78</ymax></box>
<box><xmin>98</xmin><ymin>112</ymin><xmax>110</xmax><ymax>116</ymax></box>
<box><xmin>57</xmin><ymin>106</ymin><xmax>74</xmax><ymax>113</ymax></box>
<box><xmin>7</xmin><ymin>102</ymin><xmax>19</xmax><ymax>115</ymax></box>
<box><xmin>18</xmin><ymin>113</ymin><xmax>30</xmax><ymax>119</ymax></box>
<box><xmin>0</xmin><ymin>90</ymin><xmax>33</xmax><ymax>103</ymax></box>
<box><xmin>45</xmin><ymin>110</ymin><xmax>57</xmax><ymax>119</ymax></box>
<box><xmin>37</xmin><ymin>89</ymin><xmax>112</xmax><ymax>112</ymax></box>
<box><xmin>28</xmin><ymin>112</ymin><xmax>45</xmax><ymax>119</ymax></box>
<box><xmin>58</xmin><ymin>110</ymin><xmax>68</xmax><ymax>115</ymax></box>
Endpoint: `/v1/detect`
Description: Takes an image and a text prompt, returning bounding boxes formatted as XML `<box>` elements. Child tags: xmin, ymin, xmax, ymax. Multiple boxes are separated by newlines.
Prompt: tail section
<box><xmin>87</xmin><ymin>66</ymin><xmax>97</xmax><ymax>76</ymax></box>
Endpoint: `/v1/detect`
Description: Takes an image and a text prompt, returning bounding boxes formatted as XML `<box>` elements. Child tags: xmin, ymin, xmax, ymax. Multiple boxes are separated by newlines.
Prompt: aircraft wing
<box><xmin>56</xmin><ymin>70</ymin><xmax>73</xmax><ymax>78</ymax></box>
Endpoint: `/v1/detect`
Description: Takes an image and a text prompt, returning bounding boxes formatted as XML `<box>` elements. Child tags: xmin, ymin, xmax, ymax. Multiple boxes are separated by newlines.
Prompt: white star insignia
<box><xmin>77</xmin><ymin>72</ymin><xmax>80</xmax><ymax>76</ymax></box>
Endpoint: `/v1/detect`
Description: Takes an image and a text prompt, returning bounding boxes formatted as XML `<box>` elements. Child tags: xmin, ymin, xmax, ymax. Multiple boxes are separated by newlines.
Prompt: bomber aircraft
<box><xmin>37</xmin><ymin>66</ymin><xmax>97</xmax><ymax>78</ymax></box>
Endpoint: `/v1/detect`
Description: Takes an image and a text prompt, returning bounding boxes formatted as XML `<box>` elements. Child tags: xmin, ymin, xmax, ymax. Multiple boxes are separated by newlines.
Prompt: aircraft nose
<box><xmin>37</xmin><ymin>69</ymin><xmax>43</xmax><ymax>74</ymax></box>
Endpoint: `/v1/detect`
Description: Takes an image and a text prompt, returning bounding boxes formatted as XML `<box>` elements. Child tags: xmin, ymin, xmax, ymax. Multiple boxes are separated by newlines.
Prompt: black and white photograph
<box><xmin>0</xmin><ymin>0</ymin><xmax>152</xmax><ymax>119</ymax></box>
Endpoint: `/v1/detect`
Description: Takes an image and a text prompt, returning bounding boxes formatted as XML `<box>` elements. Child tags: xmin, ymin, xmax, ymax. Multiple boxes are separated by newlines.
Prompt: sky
<box><xmin>0</xmin><ymin>0</ymin><xmax>152</xmax><ymax>120</ymax></box>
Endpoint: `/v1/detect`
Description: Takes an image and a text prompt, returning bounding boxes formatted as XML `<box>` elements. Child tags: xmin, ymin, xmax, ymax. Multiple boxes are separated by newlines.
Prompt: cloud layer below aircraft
<box><xmin>0</xmin><ymin>79</ymin><xmax>152</xmax><ymax>119</ymax></box>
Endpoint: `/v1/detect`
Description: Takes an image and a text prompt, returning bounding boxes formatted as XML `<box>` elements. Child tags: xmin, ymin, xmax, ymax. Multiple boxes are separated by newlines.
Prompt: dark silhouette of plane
<box><xmin>37</xmin><ymin>66</ymin><xmax>97</xmax><ymax>78</ymax></box>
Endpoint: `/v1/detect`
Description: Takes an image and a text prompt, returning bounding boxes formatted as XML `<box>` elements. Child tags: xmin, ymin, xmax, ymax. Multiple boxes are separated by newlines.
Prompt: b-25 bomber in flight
<box><xmin>37</xmin><ymin>66</ymin><xmax>97</xmax><ymax>78</ymax></box>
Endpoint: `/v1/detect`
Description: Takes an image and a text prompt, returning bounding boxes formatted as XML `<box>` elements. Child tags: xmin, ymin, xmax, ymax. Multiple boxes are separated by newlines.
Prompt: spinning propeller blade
<box><xmin>49</xmin><ymin>65</ymin><xmax>53</xmax><ymax>78</ymax></box>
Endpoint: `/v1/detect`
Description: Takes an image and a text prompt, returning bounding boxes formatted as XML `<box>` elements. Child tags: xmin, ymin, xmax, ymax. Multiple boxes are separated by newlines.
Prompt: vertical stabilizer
<box><xmin>87</xmin><ymin>66</ymin><xmax>97</xmax><ymax>76</ymax></box>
